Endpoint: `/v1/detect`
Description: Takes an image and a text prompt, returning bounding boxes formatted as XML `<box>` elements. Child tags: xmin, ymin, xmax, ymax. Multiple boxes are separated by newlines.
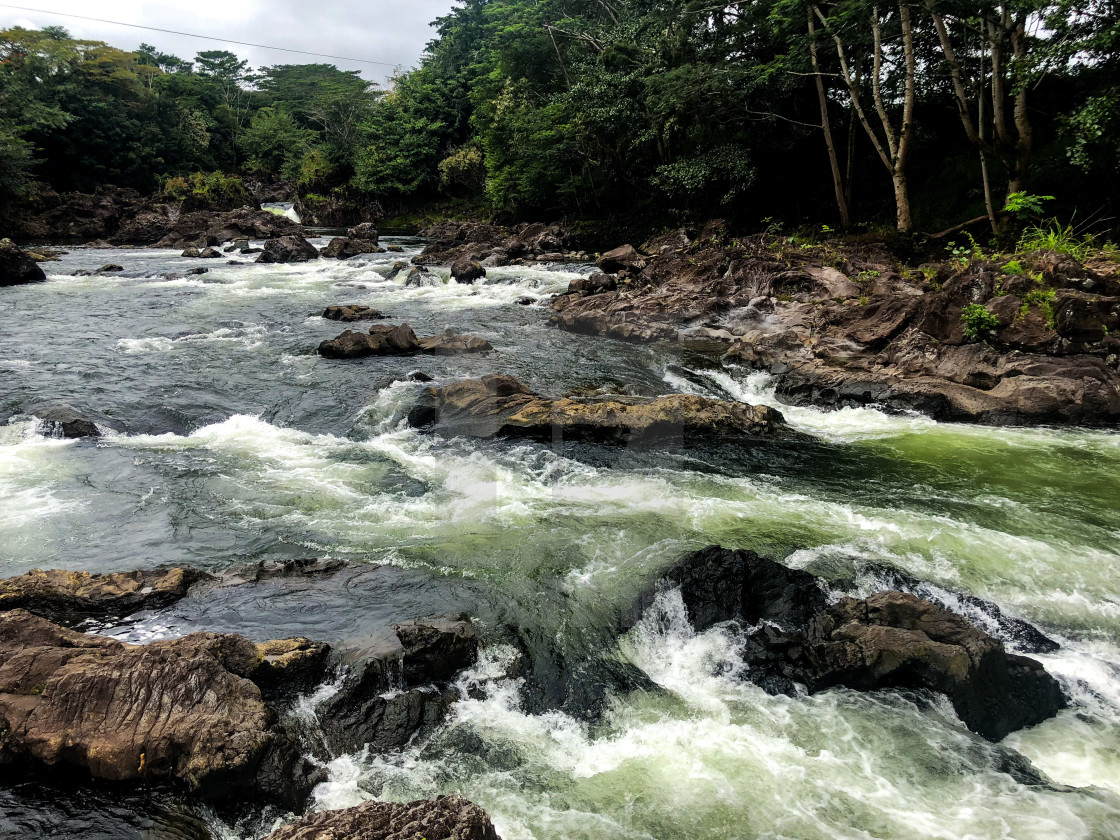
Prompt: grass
<box><xmin>1018</xmin><ymin>221</ymin><xmax>1101</xmax><ymax>262</ymax></box>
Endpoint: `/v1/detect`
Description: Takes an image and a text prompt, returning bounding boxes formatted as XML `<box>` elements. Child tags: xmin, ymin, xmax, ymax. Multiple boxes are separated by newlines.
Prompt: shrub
<box><xmin>961</xmin><ymin>303</ymin><xmax>1000</xmax><ymax>340</ymax></box>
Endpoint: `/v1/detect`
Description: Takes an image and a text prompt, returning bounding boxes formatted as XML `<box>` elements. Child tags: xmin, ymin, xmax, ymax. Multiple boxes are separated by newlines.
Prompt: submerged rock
<box><xmin>322</xmin><ymin>304</ymin><xmax>388</xmax><ymax>322</ymax></box>
<box><xmin>0</xmin><ymin>238</ymin><xmax>47</xmax><ymax>286</ymax></box>
<box><xmin>408</xmin><ymin>375</ymin><xmax>794</xmax><ymax>443</ymax></box>
<box><xmin>255</xmin><ymin>235</ymin><xmax>319</xmax><ymax>264</ymax></box>
<box><xmin>0</xmin><ymin>567</ymin><xmax>207</xmax><ymax>624</ymax></box>
<box><xmin>261</xmin><ymin>795</ymin><xmax>500</xmax><ymax>840</ymax></box>
<box><xmin>0</xmin><ymin>610</ymin><xmax>323</xmax><ymax>809</ymax></box>
<box><xmin>418</xmin><ymin>329</ymin><xmax>493</xmax><ymax>355</ymax></box>
<box><xmin>640</xmin><ymin>546</ymin><xmax>1066</xmax><ymax>740</ymax></box>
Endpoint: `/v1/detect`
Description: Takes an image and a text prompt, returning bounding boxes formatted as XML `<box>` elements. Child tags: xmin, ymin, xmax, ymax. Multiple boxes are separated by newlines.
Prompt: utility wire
<box><xmin>0</xmin><ymin>3</ymin><xmax>399</xmax><ymax>67</ymax></box>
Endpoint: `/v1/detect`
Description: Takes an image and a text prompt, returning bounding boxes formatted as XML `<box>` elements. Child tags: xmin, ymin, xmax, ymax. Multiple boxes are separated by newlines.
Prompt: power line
<box><xmin>0</xmin><ymin>3</ymin><xmax>399</xmax><ymax>67</ymax></box>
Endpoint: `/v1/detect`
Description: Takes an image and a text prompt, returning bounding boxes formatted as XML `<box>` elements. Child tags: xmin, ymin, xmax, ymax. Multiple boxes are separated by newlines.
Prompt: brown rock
<box><xmin>0</xmin><ymin>610</ymin><xmax>322</xmax><ymax>807</ymax></box>
<box><xmin>318</xmin><ymin>323</ymin><xmax>420</xmax><ymax>359</ymax></box>
<box><xmin>322</xmin><ymin>304</ymin><xmax>387</xmax><ymax>322</ymax></box>
<box><xmin>450</xmin><ymin>257</ymin><xmax>486</xmax><ymax>284</ymax></box>
<box><xmin>256</xmin><ymin>235</ymin><xmax>320</xmax><ymax>264</ymax></box>
<box><xmin>596</xmin><ymin>244</ymin><xmax>646</xmax><ymax>274</ymax></box>
<box><xmin>0</xmin><ymin>567</ymin><xmax>206</xmax><ymax>624</ymax></box>
<box><xmin>407</xmin><ymin>375</ymin><xmax>794</xmax><ymax>443</ymax></box>
<box><xmin>417</xmin><ymin>329</ymin><xmax>493</xmax><ymax>355</ymax></box>
<box><xmin>261</xmin><ymin>795</ymin><xmax>500</xmax><ymax>840</ymax></box>
<box><xmin>1</xmin><ymin>239</ymin><xmax>47</xmax><ymax>286</ymax></box>
<box><xmin>321</xmin><ymin>237</ymin><xmax>383</xmax><ymax>259</ymax></box>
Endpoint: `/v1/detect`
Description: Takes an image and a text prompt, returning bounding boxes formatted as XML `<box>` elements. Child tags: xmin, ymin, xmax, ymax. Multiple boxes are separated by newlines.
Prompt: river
<box><xmin>1</xmin><ymin>237</ymin><xmax>1119</xmax><ymax>839</ymax></box>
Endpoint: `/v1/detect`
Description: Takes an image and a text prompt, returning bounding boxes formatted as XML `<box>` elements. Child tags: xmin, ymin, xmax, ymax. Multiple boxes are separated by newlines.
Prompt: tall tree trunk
<box><xmin>808</xmin><ymin>9</ymin><xmax>850</xmax><ymax>227</ymax></box>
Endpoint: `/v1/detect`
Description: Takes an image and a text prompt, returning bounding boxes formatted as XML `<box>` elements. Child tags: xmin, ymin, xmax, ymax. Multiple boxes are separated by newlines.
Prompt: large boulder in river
<box><xmin>0</xmin><ymin>610</ymin><xmax>324</xmax><ymax>808</ymax></box>
<box><xmin>347</xmin><ymin>222</ymin><xmax>380</xmax><ymax>243</ymax></box>
<box><xmin>408</xmin><ymin>375</ymin><xmax>794</xmax><ymax>443</ymax></box>
<box><xmin>0</xmin><ymin>567</ymin><xmax>207</xmax><ymax>624</ymax></box>
<box><xmin>321</xmin><ymin>236</ymin><xmax>382</xmax><ymax>259</ymax></box>
<box><xmin>450</xmin><ymin>256</ymin><xmax>486</xmax><ymax>284</ymax></box>
<box><xmin>323</xmin><ymin>304</ymin><xmax>387</xmax><ymax>322</ymax></box>
<box><xmin>256</xmin><ymin>235</ymin><xmax>320</xmax><ymax>264</ymax></box>
<box><xmin>319</xmin><ymin>615</ymin><xmax>477</xmax><ymax>754</ymax></box>
<box><xmin>318</xmin><ymin>325</ymin><xmax>491</xmax><ymax>359</ymax></box>
<box><xmin>318</xmin><ymin>323</ymin><xmax>420</xmax><ymax>359</ymax></box>
<box><xmin>0</xmin><ymin>238</ymin><xmax>47</xmax><ymax>286</ymax></box>
<box><xmin>262</xmin><ymin>795</ymin><xmax>500</xmax><ymax>840</ymax></box>
<box><xmin>641</xmin><ymin>546</ymin><xmax>1066</xmax><ymax>740</ymax></box>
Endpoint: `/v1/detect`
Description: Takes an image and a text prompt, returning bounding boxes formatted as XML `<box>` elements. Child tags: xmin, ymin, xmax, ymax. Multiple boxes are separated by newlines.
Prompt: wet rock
<box><xmin>385</xmin><ymin>260</ymin><xmax>409</xmax><ymax>281</ymax></box>
<box><xmin>346</xmin><ymin>222</ymin><xmax>380</xmax><ymax>243</ymax></box>
<box><xmin>407</xmin><ymin>370</ymin><xmax>434</xmax><ymax>382</ymax></box>
<box><xmin>597</xmin><ymin>244</ymin><xmax>646</xmax><ymax>274</ymax></box>
<box><xmin>185</xmin><ymin>267</ymin><xmax>209</xmax><ymax>276</ymax></box>
<box><xmin>321</xmin><ymin>237</ymin><xmax>383</xmax><ymax>259</ymax></box>
<box><xmin>261</xmin><ymin>795</ymin><xmax>500</xmax><ymax>840</ymax></box>
<box><xmin>516</xmin><ymin>296</ymin><xmax>534</xmax><ymax>305</ymax></box>
<box><xmin>0</xmin><ymin>610</ymin><xmax>324</xmax><ymax>809</ymax></box>
<box><xmin>318</xmin><ymin>323</ymin><xmax>420</xmax><ymax>359</ymax></box>
<box><xmin>0</xmin><ymin>239</ymin><xmax>47</xmax><ymax>286</ymax></box>
<box><xmin>568</xmin><ymin>273</ymin><xmax>617</xmax><ymax>295</ymax></box>
<box><xmin>386</xmin><ymin>244</ymin><xmax>404</xmax><ymax>253</ymax></box>
<box><xmin>151</xmin><ymin>207</ymin><xmax>301</xmax><ymax>249</ymax></box>
<box><xmin>405</xmin><ymin>266</ymin><xmax>440</xmax><ymax>287</ymax></box>
<box><xmin>181</xmin><ymin>247</ymin><xmax>200</xmax><ymax>258</ymax></box>
<box><xmin>36</xmin><ymin>409</ymin><xmax>101</xmax><ymax>439</ymax></box>
<box><xmin>197</xmin><ymin>247</ymin><xmax>221</xmax><ymax>259</ymax></box>
<box><xmin>451</xmin><ymin>257</ymin><xmax>486</xmax><ymax>284</ymax></box>
<box><xmin>408</xmin><ymin>375</ymin><xmax>795</xmax><ymax>443</ymax></box>
<box><xmin>417</xmin><ymin>220</ymin><xmax>569</xmax><ymax>266</ymax></box>
<box><xmin>322</xmin><ymin>304</ymin><xmax>387</xmax><ymax>322</ymax></box>
<box><xmin>0</xmin><ymin>567</ymin><xmax>207</xmax><ymax>624</ymax></box>
<box><xmin>95</xmin><ymin>263</ymin><xmax>124</xmax><ymax>273</ymax></box>
<box><xmin>644</xmin><ymin>546</ymin><xmax>1066</xmax><ymax>740</ymax></box>
<box><xmin>319</xmin><ymin>616</ymin><xmax>478</xmax><ymax>754</ymax></box>
<box><xmin>417</xmin><ymin>329</ymin><xmax>493</xmax><ymax>355</ymax></box>
<box><xmin>256</xmin><ymin>235</ymin><xmax>319</xmax><ymax>264</ymax></box>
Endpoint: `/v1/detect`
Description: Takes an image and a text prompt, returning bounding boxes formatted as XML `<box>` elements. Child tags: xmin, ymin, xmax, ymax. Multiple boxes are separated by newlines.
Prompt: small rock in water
<box><xmin>185</xmin><ymin>267</ymin><xmax>209</xmax><ymax>276</ymax></box>
<box><xmin>95</xmin><ymin>263</ymin><xmax>124</xmax><ymax>273</ymax></box>
<box><xmin>198</xmin><ymin>247</ymin><xmax>221</xmax><ymax>259</ymax></box>
<box><xmin>406</xmin><ymin>370</ymin><xmax>434</xmax><ymax>382</ymax></box>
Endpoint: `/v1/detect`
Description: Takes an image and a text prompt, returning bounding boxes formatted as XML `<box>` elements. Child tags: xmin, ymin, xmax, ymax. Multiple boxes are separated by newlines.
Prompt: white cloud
<box><xmin>0</xmin><ymin>0</ymin><xmax>457</xmax><ymax>83</ymax></box>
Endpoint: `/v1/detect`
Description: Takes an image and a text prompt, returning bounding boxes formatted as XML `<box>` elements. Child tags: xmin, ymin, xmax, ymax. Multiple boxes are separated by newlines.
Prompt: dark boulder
<box><xmin>321</xmin><ymin>237</ymin><xmax>383</xmax><ymax>259</ymax></box>
<box><xmin>0</xmin><ymin>567</ymin><xmax>207</xmax><ymax>624</ymax></box>
<box><xmin>596</xmin><ymin>244</ymin><xmax>646</xmax><ymax>274</ymax></box>
<box><xmin>451</xmin><ymin>257</ymin><xmax>486</xmax><ymax>284</ymax></box>
<box><xmin>95</xmin><ymin>263</ymin><xmax>124</xmax><ymax>273</ymax></box>
<box><xmin>643</xmin><ymin>546</ymin><xmax>1066</xmax><ymax>740</ymax></box>
<box><xmin>405</xmin><ymin>266</ymin><xmax>440</xmax><ymax>287</ymax></box>
<box><xmin>319</xmin><ymin>616</ymin><xmax>477</xmax><ymax>754</ymax></box>
<box><xmin>347</xmin><ymin>222</ymin><xmax>380</xmax><ymax>243</ymax></box>
<box><xmin>186</xmin><ymin>267</ymin><xmax>209</xmax><ymax>276</ymax></box>
<box><xmin>322</xmin><ymin>304</ymin><xmax>387</xmax><ymax>322</ymax></box>
<box><xmin>35</xmin><ymin>409</ymin><xmax>101</xmax><ymax>439</ymax></box>
<box><xmin>256</xmin><ymin>235</ymin><xmax>320</xmax><ymax>264</ymax></box>
<box><xmin>198</xmin><ymin>247</ymin><xmax>221</xmax><ymax>259</ymax></box>
<box><xmin>261</xmin><ymin>795</ymin><xmax>500</xmax><ymax>840</ymax></box>
<box><xmin>318</xmin><ymin>323</ymin><xmax>420</xmax><ymax>359</ymax></box>
<box><xmin>0</xmin><ymin>239</ymin><xmax>47</xmax><ymax>286</ymax></box>
<box><xmin>568</xmin><ymin>273</ymin><xmax>617</xmax><ymax>295</ymax></box>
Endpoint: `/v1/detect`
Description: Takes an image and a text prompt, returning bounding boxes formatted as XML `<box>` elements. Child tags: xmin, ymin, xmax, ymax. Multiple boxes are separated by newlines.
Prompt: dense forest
<box><xmin>1</xmin><ymin>0</ymin><xmax>1118</xmax><ymax>234</ymax></box>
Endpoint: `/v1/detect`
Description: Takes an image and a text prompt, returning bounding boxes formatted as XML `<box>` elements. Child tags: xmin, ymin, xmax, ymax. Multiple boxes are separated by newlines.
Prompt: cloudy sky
<box><xmin>0</xmin><ymin>0</ymin><xmax>458</xmax><ymax>84</ymax></box>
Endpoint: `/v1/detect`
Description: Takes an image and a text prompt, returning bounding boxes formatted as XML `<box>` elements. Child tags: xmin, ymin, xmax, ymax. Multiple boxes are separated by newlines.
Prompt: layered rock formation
<box><xmin>407</xmin><ymin>375</ymin><xmax>794</xmax><ymax>443</ymax></box>
<box><xmin>550</xmin><ymin>226</ymin><xmax>1120</xmax><ymax>424</ymax></box>
<box><xmin>0</xmin><ymin>567</ymin><xmax>206</xmax><ymax>624</ymax></box>
<box><xmin>262</xmin><ymin>795</ymin><xmax>500</xmax><ymax>840</ymax></box>
<box><xmin>417</xmin><ymin>220</ymin><xmax>584</xmax><ymax>266</ymax></box>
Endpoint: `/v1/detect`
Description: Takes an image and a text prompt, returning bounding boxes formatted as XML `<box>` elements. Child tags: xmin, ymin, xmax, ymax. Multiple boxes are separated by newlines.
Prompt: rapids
<box><xmin>1</xmin><ymin>237</ymin><xmax>1119</xmax><ymax>839</ymax></box>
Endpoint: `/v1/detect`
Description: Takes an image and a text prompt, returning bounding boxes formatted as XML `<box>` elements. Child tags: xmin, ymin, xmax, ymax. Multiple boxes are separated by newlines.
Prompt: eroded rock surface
<box><xmin>550</xmin><ymin>227</ymin><xmax>1120</xmax><ymax>424</ymax></box>
<box><xmin>0</xmin><ymin>610</ymin><xmax>323</xmax><ymax>808</ymax></box>
<box><xmin>262</xmin><ymin>795</ymin><xmax>500</xmax><ymax>840</ymax></box>
<box><xmin>0</xmin><ymin>567</ymin><xmax>206</xmax><ymax>624</ymax></box>
<box><xmin>417</xmin><ymin>220</ymin><xmax>582</xmax><ymax>266</ymax></box>
<box><xmin>639</xmin><ymin>546</ymin><xmax>1066</xmax><ymax>740</ymax></box>
<box><xmin>256</xmin><ymin>235</ymin><xmax>319</xmax><ymax>264</ymax></box>
<box><xmin>407</xmin><ymin>375</ymin><xmax>794</xmax><ymax>443</ymax></box>
<box><xmin>322</xmin><ymin>304</ymin><xmax>387</xmax><ymax>322</ymax></box>
<box><xmin>321</xmin><ymin>237</ymin><xmax>382</xmax><ymax>259</ymax></box>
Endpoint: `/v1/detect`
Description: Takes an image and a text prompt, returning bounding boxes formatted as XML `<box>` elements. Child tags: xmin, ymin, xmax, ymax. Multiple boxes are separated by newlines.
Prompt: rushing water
<box><xmin>2</xmin><ymin>238</ymin><xmax>1119</xmax><ymax>840</ymax></box>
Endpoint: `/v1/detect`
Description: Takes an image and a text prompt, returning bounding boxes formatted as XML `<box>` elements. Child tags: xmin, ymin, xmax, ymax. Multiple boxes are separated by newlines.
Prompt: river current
<box><xmin>1</xmin><ymin>237</ymin><xmax>1119</xmax><ymax>839</ymax></box>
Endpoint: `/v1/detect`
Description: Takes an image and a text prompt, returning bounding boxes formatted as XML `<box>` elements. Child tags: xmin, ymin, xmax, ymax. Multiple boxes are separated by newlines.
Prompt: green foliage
<box><xmin>1003</xmin><ymin>192</ymin><xmax>1054</xmax><ymax>217</ymax></box>
<box><xmin>438</xmin><ymin>146</ymin><xmax>486</xmax><ymax>193</ymax></box>
<box><xmin>961</xmin><ymin>303</ymin><xmax>1000</xmax><ymax>340</ymax></box>
<box><xmin>948</xmin><ymin>233</ymin><xmax>983</xmax><ymax>269</ymax></box>
<box><xmin>238</xmin><ymin>107</ymin><xmax>316</xmax><ymax>180</ymax></box>
<box><xmin>161</xmin><ymin>171</ymin><xmax>249</xmax><ymax>205</ymax></box>
<box><xmin>1002</xmin><ymin>259</ymin><xmax>1025</xmax><ymax>274</ymax></box>
<box><xmin>1018</xmin><ymin>221</ymin><xmax>1100</xmax><ymax>262</ymax></box>
<box><xmin>1020</xmin><ymin>287</ymin><xmax>1057</xmax><ymax>328</ymax></box>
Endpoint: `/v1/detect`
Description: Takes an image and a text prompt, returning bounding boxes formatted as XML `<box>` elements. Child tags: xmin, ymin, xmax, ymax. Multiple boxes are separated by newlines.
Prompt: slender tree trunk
<box><xmin>808</xmin><ymin>9</ymin><xmax>849</xmax><ymax>227</ymax></box>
